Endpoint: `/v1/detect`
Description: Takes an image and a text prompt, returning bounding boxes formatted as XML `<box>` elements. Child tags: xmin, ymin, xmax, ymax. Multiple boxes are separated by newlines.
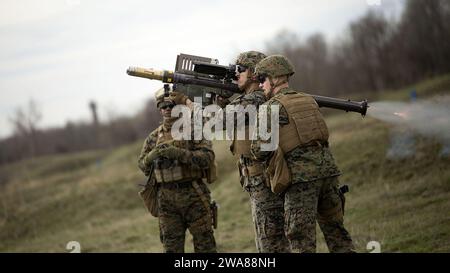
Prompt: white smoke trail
<box><xmin>367</xmin><ymin>95</ymin><xmax>450</xmax><ymax>146</ymax></box>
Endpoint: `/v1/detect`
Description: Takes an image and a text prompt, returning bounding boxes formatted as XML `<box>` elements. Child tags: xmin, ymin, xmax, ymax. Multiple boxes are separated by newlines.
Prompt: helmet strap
<box><xmin>242</xmin><ymin>69</ymin><xmax>259</xmax><ymax>93</ymax></box>
<box><xmin>268</xmin><ymin>76</ymin><xmax>288</xmax><ymax>98</ymax></box>
<box><xmin>268</xmin><ymin>78</ymin><xmax>276</xmax><ymax>99</ymax></box>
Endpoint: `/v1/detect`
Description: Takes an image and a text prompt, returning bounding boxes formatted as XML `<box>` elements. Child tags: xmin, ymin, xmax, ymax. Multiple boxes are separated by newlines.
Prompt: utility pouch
<box><xmin>138</xmin><ymin>175</ymin><xmax>159</xmax><ymax>217</ymax></box>
<box><xmin>266</xmin><ymin>147</ymin><xmax>291</xmax><ymax>194</ymax></box>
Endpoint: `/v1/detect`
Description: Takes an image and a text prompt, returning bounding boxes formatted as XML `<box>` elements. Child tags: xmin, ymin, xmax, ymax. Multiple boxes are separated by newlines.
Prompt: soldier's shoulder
<box><xmin>191</xmin><ymin>139</ymin><xmax>213</xmax><ymax>149</ymax></box>
<box><xmin>278</xmin><ymin>88</ymin><xmax>298</xmax><ymax>96</ymax></box>
<box><xmin>269</xmin><ymin>88</ymin><xmax>301</xmax><ymax>104</ymax></box>
<box><xmin>231</xmin><ymin>89</ymin><xmax>266</xmax><ymax>105</ymax></box>
<box><xmin>265</xmin><ymin>96</ymin><xmax>282</xmax><ymax>106</ymax></box>
<box><xmin>146</xmin><ymin>126</ymin><xmax>163</xmax><ymax>142</ymax></box>
<box><xmin>229</xmin><ymin>94</ymin><xmax>244</xmax><ymax>105</ymax></box>
<box><xmin>250</xmin><ymin>89</ymin><xmax>266</xmax><ymax>97</ymax></box>
<box><xmin>247</xmin><ymin>89</ymin><xmax>267</xmax><ymax>101</ymax></box>
<box><xmin>150</xmin><ymin>125</ymin><xmax>163</xmax><ymax>136</ymax></box>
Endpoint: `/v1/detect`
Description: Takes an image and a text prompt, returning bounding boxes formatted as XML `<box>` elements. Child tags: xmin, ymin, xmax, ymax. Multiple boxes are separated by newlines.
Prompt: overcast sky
<box><xmin>0</xmin><ymin>0</ymin><xmax>404</xmax><ymax>138</ymax></box>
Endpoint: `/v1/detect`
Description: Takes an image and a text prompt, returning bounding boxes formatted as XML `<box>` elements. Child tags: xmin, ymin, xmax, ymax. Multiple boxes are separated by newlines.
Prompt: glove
<box><xmin>155</xmin><ymin>139</ymin><xmax>176</xmax><ymax>150</ymax></box>
<box><xmin>143</xmin><ymin>149</ymin><xmax>159</xmax><ymax>166</ymax></box>
<box><xmin>216</xmin><ymin>95</ymin><xmax>230</xmax><ymax>108</ymax></box>
<box><xmin>169</xmin><ymin>91</ymin><xmax>189</xmax><ymax>105</ymax></box>
<box><xmin>158</xmin><ymin>146</ymin><xmax>186</xmax><ymax>160</ymax></box>
<box><xmin>191</xmin><ymin>155</ymin><xmax>209</xmax><ymax>168</ymax></box>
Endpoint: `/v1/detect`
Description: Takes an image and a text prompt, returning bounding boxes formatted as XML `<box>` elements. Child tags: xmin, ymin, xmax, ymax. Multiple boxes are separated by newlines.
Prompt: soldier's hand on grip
<box><xmin>158</xmin><ymin>146</ymin><xmax>185</xmax><ymax>160</ymax></box>
<box><xmin>215</xmin><ymin>95</ymin><xmax>230</xmax><ymax>108</ymax></box>
<box><xmin>144</xmin><ymin>149</ymin><xmax>160</xmax><ymax>166</ymax></box>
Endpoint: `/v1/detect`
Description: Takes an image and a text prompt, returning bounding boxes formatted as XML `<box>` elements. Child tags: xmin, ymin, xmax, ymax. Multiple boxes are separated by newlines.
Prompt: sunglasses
<box><xmin>257</xmin><ymin>74</ymin><xmax>267</xmax><ymax>84</ymax></box>
<box><xmin>160</xmin><ymin>104</ymin><xmax>175</xmax><ymax>110</ymax></box>
<box><xmin>236</xmin><ymin>65</ymin><xmax>248</xmax><ymax>74</ymax></box>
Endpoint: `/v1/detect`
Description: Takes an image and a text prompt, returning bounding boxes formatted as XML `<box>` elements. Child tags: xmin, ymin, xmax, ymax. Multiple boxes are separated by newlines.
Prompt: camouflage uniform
<box><xmin>218</xmin><ymin>51</ymin><xmax>290</xmax><ymax>253</ymax></box>
<box><xmin>138</xmin><ymin>90</ymin><xmax>217</xmax><ymax>253</ymax></box>
<box><xmin>251</xmin><ymin>55</ymin><xmax>355</xmax><ymax>253</ymax></box>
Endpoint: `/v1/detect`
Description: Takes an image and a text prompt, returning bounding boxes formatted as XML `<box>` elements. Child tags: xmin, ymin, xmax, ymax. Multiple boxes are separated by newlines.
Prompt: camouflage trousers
<box><xmin>284</xmin><ymin>176</ymin><xmax>355</xmax><ymax>253</ymax></box>
<box><xmin>246</xmin><ymin>175</ymin><xmax>291</xmax><ymax>253</ymax></box>
<box><xmin>157</xmin><ymin>180</ymin><xmax>217</xmax><ymax>253</ymax></box>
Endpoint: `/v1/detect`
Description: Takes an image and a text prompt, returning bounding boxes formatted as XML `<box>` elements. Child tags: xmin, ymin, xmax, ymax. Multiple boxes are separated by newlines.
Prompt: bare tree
<box><xmin>9</xmin><ymin>99</ymin><xmax>42</xmax><ymax>157</ymax></box>
<box><xmin>89</xmin><ymin>101</ymin><xmax>99</xmax><ymax>127</ymax></box>
<box><xmin>398</xmin><ymin>0</ymin><xmax>450</xmax><ymax>79</ymax></box>
<box><xmin>348</xmin><ymin>10</ymin><xmax>392</xmax><ymax>92</ymax></box>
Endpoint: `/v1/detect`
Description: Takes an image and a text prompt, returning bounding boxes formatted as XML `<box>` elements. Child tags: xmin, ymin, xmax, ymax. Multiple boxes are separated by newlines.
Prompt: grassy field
<box><xmin>1</xmin><ymin>76</ymin><xmax>449</xmax><ymax>253</ymax></box>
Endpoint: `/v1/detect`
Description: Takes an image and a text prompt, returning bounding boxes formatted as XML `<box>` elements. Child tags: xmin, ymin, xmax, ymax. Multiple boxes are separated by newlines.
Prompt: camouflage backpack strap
<box><xmin>191</xmin><ymin>180</ymin><xmax>215</xmax><ymax>229</ymax></box>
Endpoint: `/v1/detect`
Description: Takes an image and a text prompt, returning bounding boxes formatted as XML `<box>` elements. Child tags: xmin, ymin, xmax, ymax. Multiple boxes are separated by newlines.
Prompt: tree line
<box><xmin>1</xmin><ymin>0</ymin><xmax>449</xmax><ymax>166</ymax></box>
<box><xmin>0</xmin><ymin>99</ymin><xmax>161</xmax><ymax>165</ymax></box>
<box><xmin>267</xmin><ymin>0</ymin><xmax>450</xmax><ymax>97</ymax></box>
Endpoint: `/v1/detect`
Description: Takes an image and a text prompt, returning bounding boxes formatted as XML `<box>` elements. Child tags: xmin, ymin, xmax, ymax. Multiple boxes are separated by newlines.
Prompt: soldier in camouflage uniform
<box><xmin>138</xmin><ymin>88</ymin><xmax>217</xmax><ymax>253</ymax></box>
<box><xmin>251</xmin><ymin>55</ymin><xmax>355</xmax><ymax>253</ymax></box>
<box><xmin>217</xmin><ymin>51</ymin><xmax>290</xmax><ymax>253</ymax></box>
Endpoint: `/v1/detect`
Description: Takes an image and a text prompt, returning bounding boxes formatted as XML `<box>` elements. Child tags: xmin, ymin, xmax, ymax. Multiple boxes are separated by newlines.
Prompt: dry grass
<box><xmin>1</xmin><ymin>76</ymin><xmax>449</xmax><ymax>252</ymax></box>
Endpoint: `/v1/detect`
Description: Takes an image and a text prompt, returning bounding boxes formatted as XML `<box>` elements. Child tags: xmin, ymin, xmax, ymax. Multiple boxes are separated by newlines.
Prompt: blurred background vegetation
<box><xmin>0</xmin><ymin>0</ymin><xmax>449</xmax><ymax>252</ymax></box>
<box><xmin>2</xmin><ymin>0</ymin><xmax>449</xmax><ymax>165</ymax></box>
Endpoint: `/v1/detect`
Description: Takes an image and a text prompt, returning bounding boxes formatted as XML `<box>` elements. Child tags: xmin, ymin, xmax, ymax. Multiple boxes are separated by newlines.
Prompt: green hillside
<box><xmin>1</xmin><ymin>76</ymin><xmax>449</xmax><ymax>253</ymax></box>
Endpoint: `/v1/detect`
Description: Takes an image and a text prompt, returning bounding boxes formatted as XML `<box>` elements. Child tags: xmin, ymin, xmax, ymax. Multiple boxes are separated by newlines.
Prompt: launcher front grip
<box><xmin>126</xmin><ymin>67</ymin><xmax>175</xmax><ymax>83</ymax></box>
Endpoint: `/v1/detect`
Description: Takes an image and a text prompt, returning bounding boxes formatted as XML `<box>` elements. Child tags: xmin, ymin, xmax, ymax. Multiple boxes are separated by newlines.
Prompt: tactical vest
<box><xmin>265</xmin><ymin>91</ymin><xmax>329</xmax><ymax>193</ymax></box>
<box><xmin>272</xmin><ymin>91</ymin><xmax>329</xmax><ymax>153</ymax></box>
<box><xmin>154</xmin><ymin>125</ymin><xmax>204</xmax><ymax>183</ymax></box>
<box><xmin>231</xmin><ymin>126</ymin><xmax>253</xmax><ymax>156</ymax></box>
<box><xmin>229</xmin><ymin>93</ymin><xmax>264</xmax><ymax>177</ymax></box>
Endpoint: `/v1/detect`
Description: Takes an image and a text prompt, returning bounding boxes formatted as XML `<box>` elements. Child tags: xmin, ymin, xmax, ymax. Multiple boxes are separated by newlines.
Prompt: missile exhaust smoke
<box><xmin>367</xmin><ymin>95</ymin><xmax>450</xmax><ymax>156</ymax></box>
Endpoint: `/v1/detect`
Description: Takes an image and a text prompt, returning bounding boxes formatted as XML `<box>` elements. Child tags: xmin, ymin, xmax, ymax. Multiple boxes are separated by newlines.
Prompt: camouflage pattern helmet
<box><xmin>255</xmin><ymin>55</ymin><xmax>295</xmax><ymax>78</ymax></box>
<box><xmin>235</xmin><ymin>51</ymin><xmax>267</xmax><ymax>71</ymax></box>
